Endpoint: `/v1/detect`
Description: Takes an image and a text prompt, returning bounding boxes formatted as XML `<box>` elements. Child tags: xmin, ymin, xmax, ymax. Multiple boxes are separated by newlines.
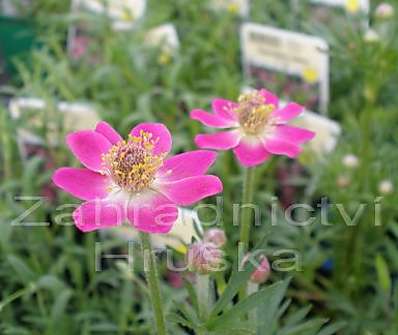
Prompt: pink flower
<box><xmin>70</xmin><ymin>36</ymin><xmax>90</xmax><ymax>60</ymax></box>
<box><xmin>190</xmin><ymin>89</ymin><xmax>315</xmax><ymax>167</ymax></box>
<box><xmin>52</xmin><ymin>122</ymin><xmax>223</xmax><ymax>234</ymax></box>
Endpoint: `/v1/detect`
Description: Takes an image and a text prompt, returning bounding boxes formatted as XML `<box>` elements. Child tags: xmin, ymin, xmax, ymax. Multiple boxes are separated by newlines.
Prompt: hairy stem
<box><xmin>140</xmin><ymin>232</ymin><xmax>168</xmax><ymax>335</ymax></box>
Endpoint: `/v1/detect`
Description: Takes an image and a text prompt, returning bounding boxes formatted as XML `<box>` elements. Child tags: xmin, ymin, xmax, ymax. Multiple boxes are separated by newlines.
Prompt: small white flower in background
<box><xmin>342</xmin><ymin>154</ymin><xmax>359</xmax><ymax>168</ymax></box>
<box><xmin>363</xmin><ymin>29</ymin><xmax>380</xmax><ymax>43</ymax></box>
<box><xmin>337</xmin><ymin>175</ymin><xmax>351</xmax><ymax>188</ymax></box>
<box><xmin>375</xmin><ymin>3</ymin><xmax>394</xmax><ymax>19</ymax></box>
<box><xmin>378</xmin><ymin>180</ymin><xmax>394</xmax><ymax>195</ymax></box>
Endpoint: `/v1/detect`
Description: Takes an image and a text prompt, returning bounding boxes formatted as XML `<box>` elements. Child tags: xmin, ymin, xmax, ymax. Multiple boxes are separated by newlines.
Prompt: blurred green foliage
<box><xmin>1</xmin><ymin>0</ymin><xmax>398</xmax><ymax>334</ymax></box>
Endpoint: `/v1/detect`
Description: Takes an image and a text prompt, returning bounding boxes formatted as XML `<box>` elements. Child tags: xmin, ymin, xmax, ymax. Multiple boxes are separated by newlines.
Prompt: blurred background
<box><xmin>0</xmin><ymin>0</ymin><xmax>398</xmax><ymax>334</ymax></box>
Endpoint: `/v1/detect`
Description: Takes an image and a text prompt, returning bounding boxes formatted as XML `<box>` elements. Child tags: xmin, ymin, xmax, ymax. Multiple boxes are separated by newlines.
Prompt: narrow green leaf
<box><xmin>375</xmin><ymin>254</ymin><xmax>391</xmax><ymax>294</ymax></box>
<box><xmin>207</xmin><ymin>280</ymin><xmax>288</xmax><ymax>331</ymax></box>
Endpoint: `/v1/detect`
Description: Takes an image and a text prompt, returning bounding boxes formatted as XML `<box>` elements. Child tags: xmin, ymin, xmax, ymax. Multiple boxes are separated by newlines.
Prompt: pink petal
<box><xmin>190</xmin><ymin>109</ymin><xmax>238</xmax><ymax>128</ymax></box>
<box><xmin>211</xmin><ymin>98</ymin><xmax>239</xmax><ymax>121</ymax></box>
<box><xmin>127</xmin><ymin>192</ymin><xmax>178</xmax><ymax>234</ymax></box>
<box><xmin>157</xmin><ymin>175</ymin><xmax>223</xmax><ymax>206</ymax></box>
<box><xmin>130</xmin><ymin>122</ymin><xmax>172</xmax><ymax>155</ymax></box>
<box><xmin>233</xmin><ymin>138</ymin><xmax>271</xmax><ymax>167</ymax></box>
<box><xmin>67</xmin><ymin>130</ymin><xmax>112</xmax><ymax>172</ymax></box>
<box><xmin>263</xmin><ymin>137</ymin><xmax>301</xmax><ymax>158</ymax></box>
<box><xmin>157</xmin><ymin>150</ymin><xmax>217</xmax><ymax>182</ymax></box>
<box><xmin>259</xmin><ymin>89</ymin><xmax>279</xmax><ymax>107</ymax></box>
<box><xmin>195</xmin><ymin>130</ymin><xmax>241</xmax><ymax>150</ymax></box>
<box><xmin>73</xmin><ymin>200</ymin><xmax>126</xmax><ymax>232</ymax></box>
<box><xmin>95</xmin><ymin>121</ymin><xmax>122</xmax><ymax>144</ymax></box>
<box><xmin>271</xmin><ymin>103</ymin><xmax>303</xmax><ymax>123</ymax></box>
<box><xmin>52</xmin><ymin>167</ymin><xmax>110</xmax><ymax>201</ymax></box>
<box><xmin>274</xmin><ymin>125</ymin><xmax>315</xmax><ymax>144</ymax></box>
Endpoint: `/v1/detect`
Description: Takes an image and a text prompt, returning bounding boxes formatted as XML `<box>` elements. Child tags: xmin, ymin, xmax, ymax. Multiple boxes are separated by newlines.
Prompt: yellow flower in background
<box><xmin>158</xmin><ymin>51</ymin><xmax>172</xmax><ymax>65</ymax></box>
<box><xmin>227</xmin><ymin>3</ymin><xmax>239</xmax><ymax>14</ymax></box>
<box><xmin>121</xmin><ymin>8</ymin><xmax>134</xmax><ymax>21</ymax></box>
<box><xmin>345</xmin><ymin>0</ymin><xmax>360</xmax><ymax>14</ymax></box>
<box><xmin>302</xmin><ymin>67</ymin><xmax>319</xmax><ymax>84</ymax></box>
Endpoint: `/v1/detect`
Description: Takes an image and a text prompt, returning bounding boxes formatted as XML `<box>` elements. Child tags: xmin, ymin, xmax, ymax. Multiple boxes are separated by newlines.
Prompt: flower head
<box><xmin>378</xmin><ymin>180</ymin><xmax>393</xmax><ymax>194</ymax></box>
<box><xmin>375</xmin><ymin>3</ymin><xmax>394</xmax><ymax>19</ymax></box>
<box><xmin>53</xmin><ymin>122</ymin><xmax>222</xmax><ymax>233</ymax></box>
<box><xmin>364</xmin><ymin>29</ymin><xmax>380</xmax><ymax>43</ymax></box>
<box><xmin>345</xmin><ymin>0</ymin><xmax>360</xmax><ymax>14</ymax></box>
<box><xmin>190</xmin><ymin>89</ymin><xmax>315</xmax><ymax>167</ymax></box>
<box><xmin>203</xmin><ymin>228</ymin><xmax>226</xmax><ymax>247</ymax></box>
<box><xmin>188</xmin><ymin>241</ymin><xmax>223</xmax><ymax>274</ymax></box>
<box><xmin>342</xmin><ymin>154</ymin><xmax>359</xmax><ymax>168</ymax></box>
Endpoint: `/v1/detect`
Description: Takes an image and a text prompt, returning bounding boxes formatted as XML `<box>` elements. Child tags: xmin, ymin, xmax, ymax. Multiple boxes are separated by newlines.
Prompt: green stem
<box><xmin>0</xmin><ymin>107</ymin><xmax>12</xmax><ymax>179</ymax></box>
<box><xmin>239</xmin><ymin>167</ymin><xmax>256</xmax><ymax>252</ymax></box>
<box><xmin>139</xmin><ymin>232</ymin><xmax>168</xmax><ymax>335</ymax></box>
<box><xmin>247</xmin><ymin>282</ymin><xmax>259</xmax><ymax>324</ymax></box>
<box><xmin>238</xmin><ymin>167</ymin><xmax>256</xmax><ymax>301</ymax></box>
<box><xmin>197</xmin><ymin>274</ymin><xmax>210</xmax><ymax>321</ymax></box>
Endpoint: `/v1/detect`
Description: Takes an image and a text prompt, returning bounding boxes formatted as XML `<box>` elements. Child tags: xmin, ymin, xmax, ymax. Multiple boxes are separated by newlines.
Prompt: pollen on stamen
<box><xmin>102</xmin><ymin>131</ymin><xmax>164</xmax><ymax>193</ymax></box>
<box><xmin>235</xmin><ymin>91</ymin><xmax>276</xmax><ymax>135</ymax></box>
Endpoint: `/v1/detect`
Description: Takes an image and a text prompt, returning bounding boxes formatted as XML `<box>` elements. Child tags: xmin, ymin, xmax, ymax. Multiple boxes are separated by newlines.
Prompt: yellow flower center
<box><xmin>235</xmin><ymin>91</ymin><xmax>275</xmax><ymax>135</ymax></box>
<box><xmin>102</xmin><ymin>131</ymin><xmax>164</xmax><ymax>193</ymax></box>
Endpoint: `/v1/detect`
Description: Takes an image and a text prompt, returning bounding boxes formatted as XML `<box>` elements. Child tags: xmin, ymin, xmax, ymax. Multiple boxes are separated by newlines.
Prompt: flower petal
<box><xmin>233</xmin><ymin>138</ymin><xmax>271</xmax><ymax>167</ymax></box>
<box><xmin>271</xmin><ymin>103</ymin><xmax>303</xmax><ymax>123</ymax></box>
<box><xmin>263</xmin><ymin>137</ymin><xmax>301</xmax><ymax>158</ymax></box>
<box><xmin>211</xmin><ymin>98</ymin><xmax>239</xmax><ymax>121</ymax></box>
<box><xmin>157</xmin><ymin>150</ymin><xmax>217</xmax><ymax>182</ymax></box>
<box><xmin>274</xmin><ymin>125</ymin><xmax>315</xmax><ymax>144</ymax></box>
<box><xmin>195</xmin><ymin>130</ymin><xmax>241</xmax><ymax>150</ymax></box>
<box><xmin>73</xmin><ymin>200</ymin><xmax>126</xmax><ymax>232</ymax></box>
<box><xmin>130</xmin><ymin>122</ymin><xmax>172</xmax><ymax>155</ymax></box>
<box><xmin>127</xmin><ymin>192</ymin><xmax>178</xmax><ymax>234</ymax></box>
<box><xmin>67</xmin><ymin>130</ymin><xmax>112</xmax><ymax>172</ymax></box>
<box><xmin>190</xmin><ymin>109</ymin><xmax>238</xmax><ymax>128</ymax></box>
<box><xmin>95</xmin><ymin>121</ymin><xmax>122</xmax><ymax>144</ymax></box>
<box><xmin>52</xmin><ymin>167</ymin><xmax>110</xmax><ymax>201</ymax></box>
<box><xmin>157</xmin><ymin>175</ymin><xmax>223</xmax><ymax>206</ymax></box>
<box><xmin>259</xmin><ymin>89</ymin><xmax>279</xmax><ymax>107</ymax></box>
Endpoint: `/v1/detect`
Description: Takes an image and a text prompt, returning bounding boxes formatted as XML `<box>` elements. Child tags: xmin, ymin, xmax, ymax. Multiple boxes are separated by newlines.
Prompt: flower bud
<box><xmin>203</xmin><ymin>228</ymin><xmax>227</xmax><ymax>247</ymax></box>
<box><xmin>188</xmin><ymin>242</ymin><xmax>223</xmax><ymax>274</ymax></box>
<box><xmin>375</xmin><ymin>3</ymin><xmax>394</xmax><ymax>19</ymax></box>
<box><xmin>378</xmin><ymin>180</ymin><xmax>393</xmax><ymax>195</ymax></box>
<box><xmin>250</xmin><ymin>256</ymin><xmax>271</xmax><ymax>284</ymax></box>
<box><xmin>342</xmin><ymin>154</ymin><xmax>359</xmax><ymax>168</ymax></box>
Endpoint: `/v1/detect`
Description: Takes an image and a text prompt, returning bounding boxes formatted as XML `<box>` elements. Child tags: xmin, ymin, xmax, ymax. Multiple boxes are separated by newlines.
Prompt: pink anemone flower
<box><xmin>190</xmin><ymin>89</ymin><xmax>315</xmax><ymax>167</ymax></box>
<box><xmin>52</xmin><ymin>122</ymin><xmax>223</xmax><ymax>234</ymax></box>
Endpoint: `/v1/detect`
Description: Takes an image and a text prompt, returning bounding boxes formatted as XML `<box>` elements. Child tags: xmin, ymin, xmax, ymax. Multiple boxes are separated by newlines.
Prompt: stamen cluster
<box><xmin>102</xmin><ymin>131</ymin><xmax>164</xmax><ymax>193</ymax></box>
<box><xmin>235</xmin><ymin>91</ymin><xmax>275</xmax><ymax>135</ymax></box>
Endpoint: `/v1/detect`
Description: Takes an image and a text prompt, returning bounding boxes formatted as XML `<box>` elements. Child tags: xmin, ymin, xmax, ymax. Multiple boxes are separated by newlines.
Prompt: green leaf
<box><xmin>258</xmin><ymin>279</ymin><xmax>291</xmax><ymax>335</ymax></box>
<box><xmin>278</xmin><ymin>318</ymin><xmax>327</xmax><ymax>335</ymax></box>
<box><xmin>207</xmin><ymin>280</ymin><xmax>289</xmax><ymax>331</ymax></box>
<box><xmin>7</xmin><ymin>255</ymin><xmax>36</xmax><ymax>284</ymax></box>
<box><xmin>284</xmin><ymin>306</ymin><xmax>312</xmax><ymax>326</ymax></box>
<box><xmin>375</xmin><ymin>254</ymin><xmax>391</xmax><ymax>294</ymax></box>
<box><xmin>317</xmin><ymin>321</ymin><xmax>346</xmax><ymax>335</ymax></box>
